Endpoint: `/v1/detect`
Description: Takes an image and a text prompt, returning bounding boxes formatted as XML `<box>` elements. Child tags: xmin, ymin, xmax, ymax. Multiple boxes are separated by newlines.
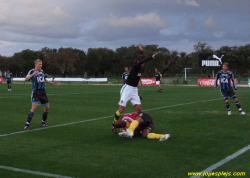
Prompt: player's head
<box><xmin>34</xmin><ymin>59</ymin><xmax>43</xmax><ymax>70</ymax></box>
<box><xmin>113</xmin><ymin>120</ymin><xmax>126</xmax><ymax>128</ymax></box>
<box><xmin>125</xmin><ymin>67</ymin><xmax>129</xmax><ymax>72</ymax></box>
<box><xmin>222</xmin><ymin>62</ymin><xmax>229</xmax><ymax>71</ymax></box>
<box><xmin>134</xmin><ymin>54</ymin><xmax>148</xmax><ymax>67</ymax></box>
<box><xmin>155</xmin><ymin>68</ymin><xmax>158</xmax><ymax>72</ymax></box>
<box><xmin>7</xmin><ymin>70</ymin><xmax>10</xmax><ymax>73</ymax></box>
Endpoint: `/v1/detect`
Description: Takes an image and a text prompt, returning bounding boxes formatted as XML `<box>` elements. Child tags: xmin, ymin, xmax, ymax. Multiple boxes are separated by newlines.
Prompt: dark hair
<box><xmin>113</xmin><ymin>120</ymin><xmax>126</xmax><ymax>128</ymax></box>
<box><xmin>134</xmin><ymin>54</ymin><xmax>148</xmax><ymax>64</ymax></box>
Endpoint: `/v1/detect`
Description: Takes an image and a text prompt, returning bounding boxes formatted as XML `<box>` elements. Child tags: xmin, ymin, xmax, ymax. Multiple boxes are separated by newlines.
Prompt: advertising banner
<box><xmin>198</xmin><ymin>78</ymin><xmax>237</xmax><ymax>86</ymax></box>
<box><xmin>199</xmin><ymin>53</ymin><xmax>225</xmax><ymax>67</ymax></box>
<box><xmin>0</xmin><ymin>77</ymin><xmax>3</xmax><ymax>83</ymax></box>
<box><xmin>139</xmin><ymin>78</ymin><xmax>156</xmax><ymax>86</ymax></box>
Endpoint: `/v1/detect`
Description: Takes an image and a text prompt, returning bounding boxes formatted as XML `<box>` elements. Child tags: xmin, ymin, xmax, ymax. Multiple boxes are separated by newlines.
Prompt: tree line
<box><xmin>0</xmin><ymin>42</ymin><xmax>249</xmax><ymax>78</ymax></box>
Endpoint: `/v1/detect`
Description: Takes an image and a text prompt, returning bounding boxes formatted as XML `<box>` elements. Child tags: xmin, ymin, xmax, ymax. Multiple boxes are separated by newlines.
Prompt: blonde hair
<box><xmin>34</xmin><ymin>59</ymin><xmax>42</xmax><ymax>64</ymax></box>
<box><xmin>223</xmin><ymin>62</ymin><xmax>229</xmax><ymax>67</ymax></box>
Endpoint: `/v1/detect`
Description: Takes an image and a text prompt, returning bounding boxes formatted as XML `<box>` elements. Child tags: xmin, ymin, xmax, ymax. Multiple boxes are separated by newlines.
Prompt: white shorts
<box><xmin>118</xmin><ymin>84</ymin><xmax>141</xmax><ymax>107</ymax></box>
<box><xmin>156</xmin><ymin>81</ymin><xmax>161</xmax><ymax>85</ymax></box>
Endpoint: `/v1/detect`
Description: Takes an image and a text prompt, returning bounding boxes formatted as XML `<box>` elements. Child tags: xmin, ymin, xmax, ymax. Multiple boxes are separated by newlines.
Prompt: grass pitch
<box><xmin>0</xmin><ymin>83</ymin><xmax>249</xmax><ymax>178</ymax></box>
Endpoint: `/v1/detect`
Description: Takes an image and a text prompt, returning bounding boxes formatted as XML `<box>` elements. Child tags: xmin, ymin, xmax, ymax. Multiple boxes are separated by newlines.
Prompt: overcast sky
<box><xmin>0</xmin><ymin>0</ymin><xmax>249</xmax><ymax>56</ymax></box>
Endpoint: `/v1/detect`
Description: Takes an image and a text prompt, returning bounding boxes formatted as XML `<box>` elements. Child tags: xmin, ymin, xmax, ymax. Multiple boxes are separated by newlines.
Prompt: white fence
<box><xmin>12</xmin><ymin>78</ymin><xmax>107</xmax><ymax>82</ymax></box>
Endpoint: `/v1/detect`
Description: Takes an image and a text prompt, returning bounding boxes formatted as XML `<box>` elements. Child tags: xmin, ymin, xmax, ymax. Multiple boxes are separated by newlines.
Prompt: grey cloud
<box><xmin>0</xmin><ymin>0</ymin><xmax>249</xmax><ymax>57</ymax></box>
<box><xmin>0</xmin><ymin>1</ymin><xmax>83</xmax><ymax>38</ymax></box>
<box><xmin>205</xmin><ymin>16</ymin><xmax>221</xmax><ymax>30</ymax></box>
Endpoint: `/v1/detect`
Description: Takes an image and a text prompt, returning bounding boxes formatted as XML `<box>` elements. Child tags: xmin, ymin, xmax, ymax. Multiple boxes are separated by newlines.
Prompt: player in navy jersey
<box><xmin>112</xmin><ymin>44</ymin><xmax>158</xmax><ymax>133</ymax></box>
<box><xmin>5</xmin><ymin>70</ymin><xmax>13</xmax><ymax>91</ymax></box>
<box><xmin>24</xmin><ymin>59</ymin><xmax>60</xmax><ymax>130</ymax></box>
<box><xmin>214</xmin><ymin>62</ymin><xmax>246</xmax><ymax>116</ymax></box>
<box><xmin>122</xmin><ymin>67</ymin><xmax>129</xmax><ymax>85</ymax></box>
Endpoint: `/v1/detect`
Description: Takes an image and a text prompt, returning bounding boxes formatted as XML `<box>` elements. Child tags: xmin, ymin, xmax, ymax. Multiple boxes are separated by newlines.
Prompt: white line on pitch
<box><xmin>0</xmin><ymin>98</ymin><xmax>221</xmax><ymax>138</ymax></box>
<box><xmin>0</xmin><ymin>88</ymin><xmax>155</xmax><ymax>98</ymax></box>
<box><xmin>0</xmin><ymin>116</ymin><xmax>113</xmax><ymax>137</ymax></box>
<box><xmin>144</xmin><ymin>98</ymin><xmax>221</xmax><ymax>112</ymax></box>
<box><xmin>0</xmin><ymin>165</ymin><xmax>76</xmax><ymax>178</ymax></box>
<box><xmin>190</xmin><ymin>144</ymin><xmax>250</xmax><ymax>178</ymax></box>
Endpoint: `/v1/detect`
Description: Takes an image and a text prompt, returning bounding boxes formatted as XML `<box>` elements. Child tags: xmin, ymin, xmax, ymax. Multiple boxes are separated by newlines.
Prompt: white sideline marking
<box><xmin>0</xmin><ymin>98</ymin><xmax>221</xmax><ymax>138</ymax></box>
<box><xmin>0</xmin><ymin>165</ymin><xmax>76</xmax><ymax>178</ymax></box>
<box><xmin>0</xmin><ymin>116</ymin><xmax>112</xmax><ymax>137</ymax></box>
<box><xmin>190</xmin><ymin>144</ymin><xmax>250</xmax><ymax>178</ymax></box>
<box><xmin>144</xmin><ymin>98</ymin><xmax>221</xmax><ymax>112</ymax></box>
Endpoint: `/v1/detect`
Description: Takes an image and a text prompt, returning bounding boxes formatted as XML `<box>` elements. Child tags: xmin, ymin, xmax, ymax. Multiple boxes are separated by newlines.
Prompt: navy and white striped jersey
<box><xmin>6</xmin><ymin>73</ymin><xmax>12</xmax><ymax>82</ymax></box>
<box><xmin>26</xmin><ymin>69</ymin><xmax>47</xmax><ymax>92</ymax></box>
<box><xmin>122</xmin><ymin>72</ymin><xmax>129</xmax><ymax>84</ymax></box>
<box><xmin>214</xmin><ymin>70</ymin><xmax>237</xmax><ymax>90</ymax></box>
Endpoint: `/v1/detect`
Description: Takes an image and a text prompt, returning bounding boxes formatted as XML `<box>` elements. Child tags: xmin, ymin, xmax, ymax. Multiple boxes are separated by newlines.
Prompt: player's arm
<box><xmin>25</xmin><ymin>70</ymin><xmax>39</xmax><ymax>81</ymax></box>
<box><xmin>214</xmin><ymin>72</ymin><xmax>219</xmax><ymax>89</ymax></box>
<box><xmin>160</xmin><ymin>73</ymin><xmax>162</xmax><ymax>81</ymax></box>
<box><xmin>122</xmin><ymin>74</ymin><xmax>125</xmax><ymax>85</ymax></box>
<box><xmin>231</xmin><ymin>73</ymin><xmax>237</xmax><ymax>91</ymax></box>
<box><xmin>136</xmin><ymin>52</ymin><xmax>159</xmax><ymax>66</ymax></box>
<box><xmin>45</xmin><ymin>79</ymin><xmax>60</xmax><ymax>86</ymax></box>
<box><xmin>139</xmin><ymin>43</ymin><xmax>143</xmax><ymax>55</ymax></box>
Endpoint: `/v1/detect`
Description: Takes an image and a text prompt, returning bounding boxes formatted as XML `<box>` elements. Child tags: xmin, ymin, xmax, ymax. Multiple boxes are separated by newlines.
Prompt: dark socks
<box><xmin>26</xmin><ymin>111</ymin><xmax>34</xmax><ymax>126</ymax></box>
<box><xmin>225</xmin><ymin>103</ymin><xmax>230</xmax><ymax>111</ymax></box>
<box><xmin>235</xmin><ymin>101</ymin><xmax>242</xmax><ymax>112</ymax></box>
<box><xmin>42</xmin><ymin>112</ymin><xmax>48</xmax><ymax>124</ymax></box>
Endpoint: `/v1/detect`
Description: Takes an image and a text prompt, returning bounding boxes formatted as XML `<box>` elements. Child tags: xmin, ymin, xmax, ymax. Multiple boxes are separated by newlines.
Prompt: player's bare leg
<box><xmin>133</xmin><ymin>104</ymin><xmax>142</xmax><ymax>114</ymax></box>
<box><xmin>30</xmin><ymin>103</ymin><xmax>39</xmax><ymax>113</ymax></box>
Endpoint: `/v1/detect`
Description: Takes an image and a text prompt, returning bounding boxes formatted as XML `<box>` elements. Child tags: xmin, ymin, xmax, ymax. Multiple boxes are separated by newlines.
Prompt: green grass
<box><xmin>0</xmin><ymin>83</ymin><xmax>249</xmax><ymax>178</ymax></box>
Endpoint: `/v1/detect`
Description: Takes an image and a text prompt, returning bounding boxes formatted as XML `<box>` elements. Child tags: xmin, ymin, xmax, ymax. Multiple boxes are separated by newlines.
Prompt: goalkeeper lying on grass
<box><xmin>113</xmin><ymin>112</ymin><xmax>170</xmax><ymax>141</ymax></box>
